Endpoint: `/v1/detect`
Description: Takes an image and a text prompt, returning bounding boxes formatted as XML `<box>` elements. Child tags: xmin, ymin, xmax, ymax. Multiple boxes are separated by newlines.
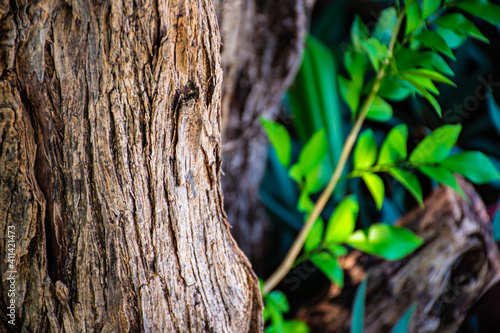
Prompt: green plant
<box><xmin>260</xmin><ymin>0</ymin><xmax>500</xmax><ymax>330</ymax></box>
<box><xmin>261</xmin><ymin>285</ymin><xmax>310</xmax><ymax>333</ymax></box>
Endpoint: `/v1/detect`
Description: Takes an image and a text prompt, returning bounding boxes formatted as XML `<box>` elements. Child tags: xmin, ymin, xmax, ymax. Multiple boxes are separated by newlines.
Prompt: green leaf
<box><xmin>415</xmin><ymin>30</ymin><xmax>455</xmax><ymax>60</ymax></box>
<box><xmin>325</xmin><ymin>195</ymin><xmax>359</xmax><ymax>243</ymax></box>
<box><xmin>288</xmin><ymin>44</ymin><xmax>323</xmax><ymax>142</ymax></box>
<box><xmin>361</xmin><ymin>40</ymin><xmax>379</xmax><ymax>71</ymax></box>
<box><xmin>396</xmin><ymin>48</ymin><xmax>454</xmax><ymax>78</ymax></box>
<box><xmin>325</xmin><ymin>244</ymin><xmax>348</xmax><ymax>257</ymax></box>
<box><xmin>363</xmin><ymin>174</ymin><xmax>385</xmax><ymax>210</ymax></box>
<box><xmin>300</xmin><ymin>129</ymin><xmax>328</xmax><ymax>173</ymax></box>
<box><xmin>289</xmin><ymin>164</ymin><xmax>303</xmax><ymax>184</ymax></box>
<box><xmin>422</xmin><ymin>52</ymin><xmax>454</xmax><ymax>77</ymax></box>
<box><xmin>419</xmin><ymin>165</ymin><xmax>465</xmax><ymax>197</ymax></box>
<box><xmin>304</xmin><ymin>218</ymin><xmax>324</xmax><ymax>252</ymax></box>
<box><xmin>260</xmin><ymin>117</ymin><xmax>292</xmax><ymax>168</ymax></box>
<box><xmin>351</xmin><ymin>15</ymin><xmax>369</xmax><ymax>50</ymax></box>
<box><xmin>442</xmin><ymin>151</ymin><xmax>500</xmax><ymax>184</ymax></box>
<box><xmin>402</xmin><ymin>75</ymin><xmax>442</xmax><ymax>116</ymax></box>
<box><xmin>456</xmin><ymin>0</ymin><xmax>500</xmax><ymax>25</ymax></box>
<box><xmin>405</xmin><ymin>0</ymin><xmax>422</xmax><ymax>36</ymax></box>
<box><xmin>346</xmin><ymin>224</ymin><xmax>423</xmax><ymax>260</ymax></box>
<box><xmin>423</xmin><ymin>0</ymin><xmax>440</xmax><ymax>18</ymax></box>
<box><xmin>266</xmin><ymin>290</ymin><xmax>290</xmax><ymax>313</ymax></box>
<box><xmin>339</xmin><ymin>75</ymin><xmax>361</xmax><ymax>114</ymax></box>
<box><xmin>288</xmin><ymin>35</ymin><xmax>344</xmax><ymax>186</ymax></box>
<box><xmin>263</xmin><ymin>305</ymin><xmax>272</xmax><ymax>323</ymax></box>
<box><xmin>282</xmin><ymin>320</ymin><xmax>310</xmax><ymax>333</ymax></box>
<box><xmin>379</xmin><ymin>124</ymin><xmax>408</xmax><ymax>164</ymax></box>
<box><xmin>265</xmin><ymin>310</ymin><xmax>285</xmax><ymax>332</ymax></box>
<box><xmin>304</xmin><ymin>35</ymin><xmax>345</xmax><ymax>174</ymax></box>
<box><xmin>310</xmin><ymin>252</ymin><xmax>344</xmax><ymax>287</ymax></box>
<box><xmin>304</xmin><ymin>162</ymin><xmax>328</xmax><ymax>194</ymax></box>
<box><xmin>402</xmin><ymin>68</ymin><xmax>455</xmax><ymax>87</ymax></box>
<box><xmin>354</xmin><ymin>130</ymin><xmax>378</xmax><ymax>170</ymax></box>
<box><xmin>298</xmin><ymin>191</ymin><xmax>315</xmax><ymax>213</ymax></box>
<box><xmin>367</xmin><ymin>96</ymin><xmax>393</xmax><ymax>122</ymax></box>
<box><xmin>361</xmin><ymin>38</ymin><xmax>388</xmax><ymax>71</ymax></box>
<box><xmin>373</xmin><ymin>7</ymin><xmax>397</xmax><ymax>45</ymax></box>
<box><xmin>435</xmin><ymin>13</ymin><xmax>489</xmax><ymax>43</ymax></box>
<box><xmin>409</xmin><ymin>124</ymin><xmax>462</xmax><ymax>164</ymax></box>
<box><xmin>344</xmin><ymin>49</ymin><xmax>367</xmax><ymax>84</ymax></box>
<box><xmin>265</xmin><ymin>323</ymin><xmax>280</xmax><ymax>333</ymax></box>
<box><xmin>395</xmin><ymin>48</ymin><xmax>428</xmax><ymax>71</ymax></box>
<box><xmin>378</xmin><ymin>76</ymin><xmax>413</xmax><ymax>101</ymax></box>
<box><xmin>370</xmin><ymin>38</ymin><xmax>389</xmax><ymax>58</ymax></box>
<box><xmin>400</xmin><ymin>72</ymin><xmax>439</xmax><ymax>94</ymax></box>
<box><xmin>435</xmin><ymin>26</ymin><xmax>467</xmax><ymax>49</ymax></box>
<box><xmin>291</xmin><ymin>129</ymin><xmax>328</xmax><ymax>182</ymax></box>
<box><xmin>351</xmin><ymin>277</ymin><xmax>368</xmax><ymax>333</ymax></box>
<box><xmin>391</xmin><ymin>304</ymin><xmax>417</xmax><ymax>333</ymax></box>
<box><xmin>389</xmin><ymin>168</ymin><xmax>424</xmax><ymax>206</ymax></box>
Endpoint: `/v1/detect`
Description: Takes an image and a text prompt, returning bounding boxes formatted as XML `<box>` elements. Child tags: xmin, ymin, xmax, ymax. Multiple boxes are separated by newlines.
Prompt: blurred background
<box><xmin>249</xmin><ymin>0</ymin><xmax>500</xmax><ymax>331</ymax></box>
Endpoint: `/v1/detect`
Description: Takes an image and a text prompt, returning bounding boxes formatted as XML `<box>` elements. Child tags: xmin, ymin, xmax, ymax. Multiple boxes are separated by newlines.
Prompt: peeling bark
<box><xmin>215</xmin><ymin>0</ymin><xmax>315</xmax><ymax>268</ymax></box>
<box><xmin>0</xmin><ymin>0</ymin><xmax>262</xmax><ymax>331</ymax></box>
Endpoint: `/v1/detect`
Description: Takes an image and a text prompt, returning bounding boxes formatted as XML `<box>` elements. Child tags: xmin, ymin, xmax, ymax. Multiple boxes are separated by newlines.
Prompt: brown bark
<box><xmin>0</xmin><ymin>0</ymin><xmax>262</xmax><ymax>331</ymax></box>
<box><xmin>297</xmin><ymin>180</ymin><xmax>500</xmax><ymax>333</ymax></box>
<box><xmin>214</xmin><ymin>0</ymin><xmax>315</xmax><ymax>268</ymax></box>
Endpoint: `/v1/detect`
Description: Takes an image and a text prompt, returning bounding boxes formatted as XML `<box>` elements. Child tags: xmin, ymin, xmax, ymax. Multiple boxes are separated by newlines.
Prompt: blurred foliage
<box><xmin>259</xmin><ymin>0</ymin><xmax>500</xmax><ymax>331</ymax></box>
<box><xmin>262</xmin><ymin>287</ymin><xmax>310</xmax><ymax>333</ymax></box>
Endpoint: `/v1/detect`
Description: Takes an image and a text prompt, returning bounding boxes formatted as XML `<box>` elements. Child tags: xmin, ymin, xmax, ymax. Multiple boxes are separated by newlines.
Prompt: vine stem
<box><xmin>262</xmin><ymin>10</ymin><xmax>405</xmax><ymax>296</ymax></box>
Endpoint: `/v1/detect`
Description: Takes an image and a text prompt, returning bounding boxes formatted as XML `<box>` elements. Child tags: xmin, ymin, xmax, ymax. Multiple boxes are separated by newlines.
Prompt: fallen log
<box><xmin>296</xmin><ymin>179</ymin><xmax>500</xmax><ymax>332</ymax></box>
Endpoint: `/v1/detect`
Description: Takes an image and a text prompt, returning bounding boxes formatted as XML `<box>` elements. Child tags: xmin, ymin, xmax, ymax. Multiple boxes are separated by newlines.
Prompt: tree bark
<box><xmin>0</xmin><ymin>0</ymin><xmax>262</xmax><ymax>331</ymax></box>
<box><xmin>296</xmin><ymin>179</ymin><xmax>500</xmax><ymax>333</ymax></box>
<box><xmin>214</xmin><ymin>0</ymin><xmax>315</xmax><ymax>268</ymax></box>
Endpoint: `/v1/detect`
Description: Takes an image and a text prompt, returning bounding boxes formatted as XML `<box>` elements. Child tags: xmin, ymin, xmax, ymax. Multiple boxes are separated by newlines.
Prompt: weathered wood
<box><xmin>297</xmin><ymin>179</ymin><xmax>500</xmax><ymax>333</ymax></box>
<box><xmin>214</xmin><ymin>0</ymin><xmax>314</xmax><ymax>268</ymax></box>
<box><xmin>0</xmin><ymin>0</ymin><xmax>262</xmax><ymax>331</ymax></box>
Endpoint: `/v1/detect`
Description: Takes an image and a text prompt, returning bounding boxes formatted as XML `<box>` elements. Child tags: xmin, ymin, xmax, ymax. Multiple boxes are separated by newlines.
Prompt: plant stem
<box><xmin>262</xmin><ymin>10</ymin><xmax>406</xmax><ymax>296</ymax></box>
<box><xmin>262</xmin><ymin>70</ymin><xmax>384</xmax><ymax>295</ymax></box>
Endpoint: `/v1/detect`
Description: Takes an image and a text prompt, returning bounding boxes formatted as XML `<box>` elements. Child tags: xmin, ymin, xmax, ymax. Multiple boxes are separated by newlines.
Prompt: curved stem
<box><xmin>263</xmin><ymin>69</ymin><xmax>385</xmax><ymax>295</ymax></box>
<box><xmin>262</xmin><ymin>10</ymin><xmax>406</xmax><ymax>296</ymax></box>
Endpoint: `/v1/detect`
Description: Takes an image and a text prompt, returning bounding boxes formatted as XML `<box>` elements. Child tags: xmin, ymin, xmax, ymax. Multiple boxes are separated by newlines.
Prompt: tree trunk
<box><xmin>0</xmin><ymin>0</ymin><xmax>262</xmax><ymax>331</ymax></box>
<box><xmin>214</xmin><ymin>0</ymin><xmax>314</xmax><ymax>268</ymax></box>
<box><xmin>296</xmin><ymin>179</ymin><xmax>500</xmax><ymax>333</ymax></box>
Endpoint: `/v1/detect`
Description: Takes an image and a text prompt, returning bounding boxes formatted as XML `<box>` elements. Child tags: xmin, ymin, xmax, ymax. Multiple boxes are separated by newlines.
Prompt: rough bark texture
<box><xmin>213</xmin><ymin>0</ymin><xmax>314</xmax><ymax>268</ymax></box>
<box><xmin>297</xmin><ymin>180</ymin><xmax>500</xmax><ymax>333</ymax></box>
<box><xmin>0</xmin><ymin>0</ymin><xmax>262</xmax><ymax>331</ymax></box>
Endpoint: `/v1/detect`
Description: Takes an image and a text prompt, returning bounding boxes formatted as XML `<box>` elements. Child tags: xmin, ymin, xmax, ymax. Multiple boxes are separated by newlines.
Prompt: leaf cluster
<box><xmin>260</xmin><ymin>0</ymin><xmax>500</xmax><ymax>330</ymax></box>
<box><xmin>262</xmin><ymin>288</ymin><xmax>309</xmax><ymax>333</ymax></box>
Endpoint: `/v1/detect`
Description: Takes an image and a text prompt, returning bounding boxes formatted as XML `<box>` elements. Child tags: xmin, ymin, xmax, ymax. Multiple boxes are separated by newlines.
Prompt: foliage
<box><xmin>260</xmin><ymin>0</ymin><xmax>500</xmax><ymax>331</ymax></box>
<box><xmin>262</xmin><ymin>287</ymin><xmax>310</xmax><ymax>333</ymax></box>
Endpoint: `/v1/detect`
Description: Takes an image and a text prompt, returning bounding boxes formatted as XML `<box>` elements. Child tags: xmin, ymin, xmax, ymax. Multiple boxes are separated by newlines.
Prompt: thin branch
<box><xmin>263</xmin><ymin>10</ymin><xmax>407</xmax><ymax>295</ymax></box>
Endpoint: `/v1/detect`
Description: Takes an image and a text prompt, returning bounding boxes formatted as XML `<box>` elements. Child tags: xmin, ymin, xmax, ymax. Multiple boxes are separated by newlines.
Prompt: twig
<box><xmin>262</xmin><ymin>9</ymin><xmax>406</xmax><ymax>295</ymax></box>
